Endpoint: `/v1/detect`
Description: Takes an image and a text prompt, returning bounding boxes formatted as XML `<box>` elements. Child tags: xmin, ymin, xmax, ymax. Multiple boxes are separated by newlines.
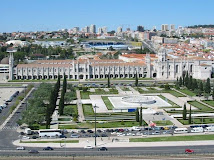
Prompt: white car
<box><xmin>84</xmin><ymin>145</ymin><xmax>93</xmax><ymax>149</ymax></box>
<box><xmin>16</xmin><ymin>146</ymin><xmax>25</xmax><ymax>150</ymax></box>
<box><xmin>22</xmin><ymin>136</ymin><xmax>30</xmax><ymax>139</ymax></box>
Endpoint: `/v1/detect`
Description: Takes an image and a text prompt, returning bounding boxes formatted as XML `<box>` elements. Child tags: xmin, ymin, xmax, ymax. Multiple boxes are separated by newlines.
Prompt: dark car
<box><xmin>59</xmin><ymin>135</ymin><xmax>67</xmax><ymax>138</ymax></box>
<box><xmin>43</xmin><ymin>147</ymin><xmax>54</xmax><ymax>150</ymax></box>
<box><xmin>20</xmin><ymin>132</ymin><xmax>25</xmax><ymax>135</ymax></box>
<box><xmin>98</xmin><ymin>147</ymin><xmax>108</xmax><ymax>151</ymax></box>
<box><xmin>101</xmin><ymin>134</ymin><xmax>108</xmax><ymax>137</ymax></box>
<box><xmin>29</xmin><ymin>150</ymin><xmax>39</xmax><ymax>154</ymax></box>
<box><xmin>32</xmin><ymin>136</ymin><xmax>39</xmax><ymax>139</ymax></box>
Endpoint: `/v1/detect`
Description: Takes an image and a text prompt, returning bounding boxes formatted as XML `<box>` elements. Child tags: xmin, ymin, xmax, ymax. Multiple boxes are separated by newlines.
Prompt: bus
<box><xmin>39</xmin><ymin>129</ymin><xmax>62</xmax><ymax>137</ymax></box>
<box><xmin>174</xmin><ymin>128</ymin><xmax>188</xmax><ymax>134</ymax></box>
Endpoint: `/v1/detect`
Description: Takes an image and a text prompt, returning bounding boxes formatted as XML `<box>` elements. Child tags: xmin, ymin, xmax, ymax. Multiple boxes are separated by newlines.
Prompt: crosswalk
<box><xmin>0</xmin><ymin>126</ymin><xmax>18</xmax><ymax>130</ymax></box>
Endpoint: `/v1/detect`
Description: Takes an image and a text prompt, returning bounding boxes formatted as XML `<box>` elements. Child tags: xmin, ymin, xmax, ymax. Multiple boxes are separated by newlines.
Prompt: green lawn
<box><xmin>178</xmin><ymin>89</ymin><xmax>196</xmax><ymax>97</ymax></box>
<box><xmin>179</xmin><ymin>117</ymin><xmax>214</xmax><ymax>125</ymax></box>
<box><xmin>188</xmin><ymin>101</ymin><xmax>213</xmax><ymax>112</ymax></box>
<box><xmin>167</xmin><ymin>90</ymin><xmax>185</xmax><ymax>97</ymax></box>
<box><xmin>82</xmin><ymin>104</ymin><xmax>94</xmax><ymax>116</ymax></box>
<box><xmin>153</xmin><ymin>120</ymin><xmax>173</xmax><ymax>126</ymax></box>
<box><xmin>158</xmin><ymin>95</ymin><xmax>180</xmax><ymax>108</ymax></box>
<box><xmin>101</xmin><ymin>96</ymin><xmax>114</xmax><ymax>110</ymax></box>
<box><xmin>135</xmin><ymin>88</ymin><xmax>185</xmax><ymax>97</ymax></box>
<box><xmin>21</xmin><ymin>140</ymin><xmax>79</xmax><ymax>143</ymax></box>
<box><xmin>130</xmin><ymin>134</ymin><xmax>214</xmax><ymax>142</ymax></box>
<box><xmin>80</xmin><ymin>91</ymin><xmax>90</xmax><ymax>99</ymax></box>
<box><xmin>203</xmin><ymin>100</ymin><xmax>214</xmax><ymax>107</ymax></box>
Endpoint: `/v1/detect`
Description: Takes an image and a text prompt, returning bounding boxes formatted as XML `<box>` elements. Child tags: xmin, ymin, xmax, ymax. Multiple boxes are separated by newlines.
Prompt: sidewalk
<box><xmin>13</xmin><ymin>132</ymin><xmax>214</xmax><ymax>148</ymax></box>
<box><xmin>76</xmin><ymin>90</ymin><xmax>85</xmax><ymax>122</ymax></box>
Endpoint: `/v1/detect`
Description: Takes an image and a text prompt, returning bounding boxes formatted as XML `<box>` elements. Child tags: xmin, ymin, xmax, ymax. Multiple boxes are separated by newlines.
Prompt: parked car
<box><xmin>185</xmin><ymin>149</ymin><xmax>194</xmax><ymax>154</ymax></box>
<box><xmin>98</xmin><ymin>147</ymin><xmax>108</xmax><ymax>151</ymax></box>
<box><xmin>29</xmin><ymin>150</ymin><xmax>39</xmax><ymax>154</ymax></box>
<box><xmin>32</xmin><ymin>136</ymin><xmax>39</xmax><ymax>139</ymax></box>
<box><xmin>16</xmin><ymin>146</ymin><xmax>25</xmax><ymax>150</ymax></box>
<box><xmin>59</xmin><ymin>135</ymin><xmax>67</xmax><ymax>138</ymax></box>
<box><xmin>43</xmin><ymin>147</ymin><xmax>54</xmax><ymax>150</ymax></box>
<box><xmin>70</xmin><ymin>134</ymin><xmax>80</xmax><ymax>138</ymax></box>
<box><xmin>22</xmin><ymin>136</ymin><xmax>30</xmax><ymax>139</ymax></box>
<box><xmin>84</xmin><ymin>145</ymin><xmax>93</xmax><ymax>149</ymax></box>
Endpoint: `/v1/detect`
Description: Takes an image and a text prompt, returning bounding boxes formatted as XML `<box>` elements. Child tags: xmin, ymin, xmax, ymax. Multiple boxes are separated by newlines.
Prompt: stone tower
<box><xmin>145</xmin><ymin>53</ymin><xmax>151</xmax><ymax>78</ymax></box>
<box><xmin>7</xmin><ymin>48</ymin><xmax>17</xmax><ymax>80</ymax></box>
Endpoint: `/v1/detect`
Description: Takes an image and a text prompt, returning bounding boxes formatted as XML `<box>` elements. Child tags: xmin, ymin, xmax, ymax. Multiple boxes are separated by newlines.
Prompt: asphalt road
<box><xmin>0</xmin><ymin>145</ymin><xmax>214</xmax><ymax>157</ymax></box>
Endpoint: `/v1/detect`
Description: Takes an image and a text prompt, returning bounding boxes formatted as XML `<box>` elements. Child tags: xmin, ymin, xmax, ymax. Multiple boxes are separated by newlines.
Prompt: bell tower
<box><xmin>7</xmin><ymin>48</ymin><xmax>17</xmax><ymax>80</ymax></box>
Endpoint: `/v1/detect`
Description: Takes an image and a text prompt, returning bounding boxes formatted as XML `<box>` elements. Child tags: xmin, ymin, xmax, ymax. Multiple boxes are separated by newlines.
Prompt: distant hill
<box><xmin>187</xmin><ymin>24</ymin><xmax>214</xmax><ymax>28</ymax></box>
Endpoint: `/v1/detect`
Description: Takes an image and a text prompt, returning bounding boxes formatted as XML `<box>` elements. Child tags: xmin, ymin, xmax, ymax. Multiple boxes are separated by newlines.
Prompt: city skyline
<box><xmin>1</xmin><ymin>0</ymin><xmax>214</xmax><ymax>32</ymax></box>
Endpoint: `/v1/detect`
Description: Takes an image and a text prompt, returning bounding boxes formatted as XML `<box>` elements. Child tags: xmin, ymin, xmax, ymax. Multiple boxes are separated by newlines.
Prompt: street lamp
<box><xmin>94</xmin><ymin>104</ymin><xmax>99</xmax><ymax>147</ymax></box>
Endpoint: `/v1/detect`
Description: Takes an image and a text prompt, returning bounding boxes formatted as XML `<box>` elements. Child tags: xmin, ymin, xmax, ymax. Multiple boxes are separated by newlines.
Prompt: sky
<box><xmin>1</xmin><ymin>0</ymin><xmax>214</xmax><ymax>32</ymax></box>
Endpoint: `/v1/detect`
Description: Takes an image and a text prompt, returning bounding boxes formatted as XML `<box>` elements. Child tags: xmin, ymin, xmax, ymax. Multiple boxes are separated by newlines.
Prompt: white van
<box><xmin>132</xmin><ymin>126</ymin><xmax>141</xmax><ymax>131</ymax></box>
<box><xmin>205</xmin><ymin>126</ymin><xmax>214</xmax><ymax>132</ymax></box>
<box><xmin>191</xmin><ymin>127</ymin><xmax>203</xmax><ymax>133</ymax></box>
<box><xmin>174</xmin><ymin>128</ymin><xmax>188</xmax><ymax>134</ymax></box>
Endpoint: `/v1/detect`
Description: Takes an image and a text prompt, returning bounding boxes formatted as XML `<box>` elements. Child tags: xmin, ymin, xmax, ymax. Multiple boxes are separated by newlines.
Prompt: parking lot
<box><xmin>0</xmin><ymin>87</ymin><xmax>24</xmax><ymax>106</ymax></box>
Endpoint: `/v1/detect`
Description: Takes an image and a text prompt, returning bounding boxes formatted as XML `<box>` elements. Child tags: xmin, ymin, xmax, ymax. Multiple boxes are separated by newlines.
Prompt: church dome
<box><xmin>0</xmin><ymin>57</ymin><xmax>9</xmax><ymax>64</ymax></box>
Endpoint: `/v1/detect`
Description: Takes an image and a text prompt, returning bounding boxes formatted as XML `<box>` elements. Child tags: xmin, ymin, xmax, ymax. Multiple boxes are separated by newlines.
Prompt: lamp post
<box><xmin>94</xmin><ymin>104</ymin><xmax>98</xmax><ymax>147</ymax></box>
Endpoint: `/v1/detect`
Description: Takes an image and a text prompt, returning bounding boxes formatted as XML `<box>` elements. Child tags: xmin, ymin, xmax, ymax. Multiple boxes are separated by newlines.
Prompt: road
<box><xmin>0</xmin><ymin>145</ymin><xmax>214</xmax><ymax>156</ymax></box>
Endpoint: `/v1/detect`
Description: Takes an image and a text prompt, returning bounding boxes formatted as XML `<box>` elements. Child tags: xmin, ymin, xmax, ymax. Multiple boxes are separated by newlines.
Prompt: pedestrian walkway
<box><xmin>76</xmin><ymin>90</ymin><xmax>85</xmax><ymax>122</ymax></box>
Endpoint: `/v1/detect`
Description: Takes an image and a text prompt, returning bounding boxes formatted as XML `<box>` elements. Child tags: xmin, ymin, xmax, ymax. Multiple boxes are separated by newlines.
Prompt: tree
<box><xmin>183</xmin><ymin>103</ymin><xmax>187</xmax><ymax>120</ymax></box>
<box><xmin>58</xmin><ymin>91</ymin><xmax>65</xmax><ymax>115</ymax></box>
<box><xmin>185</xmin><ymin>72</ymin><xmax>189</xmax><ymax>87</ymax></box>
<box><xmin>212</xmin><ymin>86</ymin><xmax>214</xmax><ymax>101</ymax></box>
<box><xmin>164</xmin><ymin>84</ymin><xmax>170</xmax><ymax>90</ymax></box>
<box><xmin>188</xmin><ymin>105</ymin><xmax>192</xmax><ymax>124</ymax></box>
<box><xmin>199</xmin><ymin>81</ymin><xmax>204</xmax><ymax>96</ymax></box>
<box><xmin>135</xmin><ymin>73</ymin><xmax>138</xmax><ymax>87</ymax></box>
<box><xmin>135</xmin><ymin>108</ymin><xmax>139</xmax><ymax>122</ymax></box>
<box><xmin>188</xmin><ymin>76</ymin><xmax>193</xmax><ymax>90</ymax></box>
<box><xmin>205</xmin><ymin>78</ymin><xmax>211</xmax><ymax>94</ymax></box>
<box><xmin>179</xmin><ymin>77</ymin><xmax>182</xmax><ymax>87</ymax></box>
<box><xmin>192</xmin><ymin>79</ymin><xmax>198</xmax><ymax>91</ymax></box>
<box><xmin>107</xmin><ymin>73</ymin><xmax>110</xmax><ymax>88</ymax></box>
<box><xmin>139</xmin><ymin>107</ymin><xmax>143</xmax><ymax>126</ymax></box>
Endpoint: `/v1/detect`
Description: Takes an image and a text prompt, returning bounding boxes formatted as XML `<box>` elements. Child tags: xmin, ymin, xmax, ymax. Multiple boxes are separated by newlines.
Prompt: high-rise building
<box><xmin>170</xmin><ymin>24</ymin><xmax>175</xmax><ymax>31</ymax></box>
<box><xmin>73</xmin><ymin>27</ymin><xmax>79</xmax><ymax>34</ymax></box>
<box><xmin>90</xmin><ymin>24</ymin><xmax>96</xmax><ymax>33</ymax></box>
<box><xmin>102</xmin><ymin>26</ymin><xmax>107</xmax><ymax>34</ymax></box>
<box><xmin>161</xmin><ymin>24</ymin><xmax>169</xmax><ymax>31</ymax></box>
<box><xmin>137</xmin><ymin>25</ymin><xmax>144</xmax><ymax>32</ymax></box>
<box><xmin>98</xmin><ymin>28</ymin><xmax>103</xmax><ymax>34</ymax></box>
<box><xmin>117</xmin><ymin>27</ymin><xmax>122</xmax><ymax>33</ymax></box>
<box><xmin>82</xmin><ymin>26</ymin><xmax>89</xmax><ymax>33</ymax></box>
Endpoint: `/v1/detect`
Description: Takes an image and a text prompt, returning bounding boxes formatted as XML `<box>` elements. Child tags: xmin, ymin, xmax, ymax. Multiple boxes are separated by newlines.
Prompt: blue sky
<box><xmin>1</xmin><ymin>0</ymin><xmax>214</xmax><ymax>32</ymax></box>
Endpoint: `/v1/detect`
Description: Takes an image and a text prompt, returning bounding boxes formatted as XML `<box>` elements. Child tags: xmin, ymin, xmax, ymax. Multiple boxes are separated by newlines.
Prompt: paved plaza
<box><xmin>0</xmin><ymin>87</ymin><xmax>24</xmax><ymax>106</ymax></box>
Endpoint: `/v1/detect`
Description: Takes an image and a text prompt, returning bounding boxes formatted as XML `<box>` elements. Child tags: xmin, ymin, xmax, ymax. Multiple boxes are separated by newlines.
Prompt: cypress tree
<box><xmin>139</xmin><ymin>107</ymin><xmax>143</xmax><ymax>126</ymax></box>
<box><xmin>179</xmin><ymin>77</ymin><xmax>182</xmax><ymax>87</ymax></box>
<box><xmin>183</xmin><ymin>103</ymin><xmax>187</xmax><ymax>120</ymax></box>
<box><xmin>107</xmin><ymin>73</ymin><xmax>110</xmax><ymax>88</ymax></box>
<box><xmin>212</xmin><ymin>86</ymin><xmax>214</xmax><ymax>101</ymax></box>
<box><xmin>188</xmin><ymin>105</ymin><xmax>192</xmax><ymax>124</ymax></box>
<box><xmin>185</xmin><ymin>72</ymin><xmax>189</xmax><ymax>87</ymax></box>
<box><xmin>135</xmin><ymin>73</ymin><xmax>138</xmax><ymax>87</ymax></box>
<box><xmin>136</xmin><ymin>108</ymin><xmax>139</xmax><ymax>122</ymax></box>
<box><xmin>188</xmin><ymin>76</ymin><xmax>192</xmax><ymax>90</ymax></box>
<box><xmin>59</xmin><ymin>91</ymin><xmax>65</xmax><ymax>115</ymax></box>
<box><xmin>199</xmin><ymin>81</ymin><xmax>204</xmax><ymax>96</ymax></box>
<box><xmin>205</xmin><ymin>78</ymin><xmax>211</xmax><ymax>94</ymax></box>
